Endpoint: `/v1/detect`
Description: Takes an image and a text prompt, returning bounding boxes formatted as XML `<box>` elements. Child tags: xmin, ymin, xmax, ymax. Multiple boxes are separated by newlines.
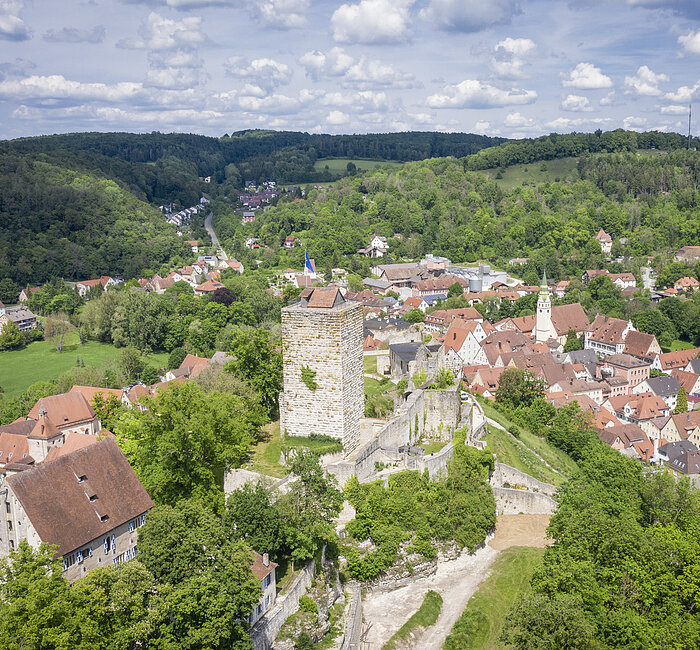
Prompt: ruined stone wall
<box><xmin>491</xmin><ymin>462</ymin><xmax>558</xmax><ymax>497</ymax></box>
<box><xmin>493</xmin><ymin>487</ymin><xmax>557</xmax><ymax>515</ymax></box>
<box><xmin>280</xmin><ymin>301</ymin><xmax>363</xmax><ymax>451</ymax></box>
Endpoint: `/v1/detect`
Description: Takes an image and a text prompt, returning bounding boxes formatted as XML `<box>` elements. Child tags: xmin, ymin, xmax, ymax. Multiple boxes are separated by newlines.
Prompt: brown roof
<box><xmin>444</xmin><ymin>319</ymin><xmax>479</xmax><ymax>354</ymax></box>
<box><xmin>415</xmin><ymin>275</ymin><xmax>467</xmax><ymax>292</ymax></box>
<box><xmin>195</xmin><ymin>280</ymin><xmax>225</xmax><ymax>293</ymax></box>
<box><xmin>251</xmin><ymin>551</ymin><xmax>278</xmax><ymax>581</ymax></box>
<box><xmin>598</xmin><ymin>423</ymin><xmax>647</xmax><ymax>448</ymax></box>
<box><xmin>27</xmin><ymin>392</ymin><xmax>97</xmax><ymax>429</ymax></box>
<box><xmin>304</xmin><ymin>286</ymin><xmax>343</xmax><ymax>308</ymax></box>
<box><xmin>44</xmin><ymin>432</ymin><xmax>100</xmax><ymax>463</ymax></box>
<box><xmin>29</xmin><ymin>412</ymin><xmax>62</xmax><ymax>440</ymax></box>
<box><xmin>550</xmin><ymin>303</ymin><xmax>590</xmax><ymax>336</ymax></box>
<box><xmin>595</xmin><ymin>228</ymin><xmax>612</xmax><ymax>242</ymax></box>
<box><xmin>127</xmin><ymin>384</ymin><xmax>150</xmax><ymax>403</ymax></box>
<box><xmin>0</xmin><ymin>433</ymin><xmax>29</xmax><ymax>465</ymax></box>
<box><xmin>671</xmin><ymin>369</ymin><xmax>700</xmax><ymax>395</ymax></box>
<box><xmin>546</xmin><ymin>391</ymin><xmax>600</xmax><ymax>414</ymax></box>
<box><xmin>670</xmin><ymin>412</ymin><xmax>700</xmax><ymax>440</ymax></box>
<box><xmin>587</xmin><ymin>315</ymin><xmax>629</xmax><ymax>345</ymax></box>
<box><xmin>0</xmin><ymin>420</ymin><xmax>36</xmax><ymax>436</ymax></box>
<box><xmin>70</xmin><ymin>385</ymin><xmax>122</xmax><ymax>405</ymax></box>
<box><xmin>7</xmin><ymin>438</ymin><xmax>153</xmax><ymax>557</ymax></box>
<box><xmin>623</xmin><ymin>331</ymin><xmax>657</xmax><ymax>358</ymax></box>
<box><xmin>658</xmin><ymin>348</ymin><xmax>700</xmax><ymax>371</ymax></box>
<box><xmin>179</xmin><ymin>354</ymin><xmax>211</xmax><ymax>378</ymax></box>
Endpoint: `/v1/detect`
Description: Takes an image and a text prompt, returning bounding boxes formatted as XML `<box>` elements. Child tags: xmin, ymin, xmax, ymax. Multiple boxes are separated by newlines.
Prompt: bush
<box><xmin>299</xmin><ymin>595</ymin><xmax>317</xmax><ymax>614</ymax></box>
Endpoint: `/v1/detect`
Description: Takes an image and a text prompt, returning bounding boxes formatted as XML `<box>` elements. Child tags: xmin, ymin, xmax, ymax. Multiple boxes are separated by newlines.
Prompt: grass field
<box><xmin>0</xmin><ymin>332</ymin><xmax>168</xmax><ymax>399</ymax></box>
<box><xmin>364</xmin><ymin>354</ymin><xmax>378</xmax><ymax>374</ymax></box>
<box><xmin>364</xmin><ymin>376</ymin><xmax>393</xmax><ymax>397</ymax></box>
<box><xmin>382</xmin><ymin>590</ymin><xmax>443</xmax><ymax>650</ymax></box>
<box><xmin>670</xmin><ymin>339</ymin><xmax>695</xmax><ymax>352</ymax></box>
<box><xmin>444</xmin><ymin>546</ymin><xmax>544</xmax><ymax>650</ymax></box>
<box><xmin>479</xmin><ymin>400</ymin><xmax>577</xmax><ymax>479</ymax></box>
<box><xmin>482</xmin><ymin>157</ymin><xmax>579</xmax><ymax>190</ymax></box>
<box><xmin>419</xmin><ymin>440</ymin><xmax>449</xmax><ymax>455</ymax></box>
<box><xmin>483</xmin><ymin>426</ymin><xmax>564</xmax><ymax>487</ymax></box>
<box><xmin>246</xmin><ymin>421</ymin><xmax>288</xmax><ymax>478</ymax></box>
<box><xmin>314</xmin><ymin>158</ymin><xmax>403</xmax><ymax>173</ymax></box>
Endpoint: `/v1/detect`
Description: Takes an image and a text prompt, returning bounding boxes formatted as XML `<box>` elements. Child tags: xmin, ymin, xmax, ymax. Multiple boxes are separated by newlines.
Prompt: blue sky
<box><xmin>0</xmin><ymin>0</ymin><xmax>698</xmax><ymax>139</ymax></box>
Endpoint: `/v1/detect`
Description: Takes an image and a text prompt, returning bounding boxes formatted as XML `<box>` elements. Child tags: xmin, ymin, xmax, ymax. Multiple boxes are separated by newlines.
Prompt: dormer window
<box><xmin>78</xmin><ymin>475</ymin><xmax>87</xmax><ymax>483</ymax></box>
<box><xmin>100</xmin><ymin>514</ymin><xmax>109</xmax><ymax>522</ymax></box>
<box><xmin>89</xmin><ymin>495</ymin><xmax>98</xmax><ymax>502</ymax></box>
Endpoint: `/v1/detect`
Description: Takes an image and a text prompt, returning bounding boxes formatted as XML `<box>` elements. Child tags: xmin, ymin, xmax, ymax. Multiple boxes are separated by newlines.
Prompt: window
<box><xmin>7</xmin><ymin>521</ymin><xmax>12</xmax><ymax>531</ymax></box>
<box><xmin>104</xmin><ymin>538</ymin><xmax>109</xmax><ymax>555</ymax></box>
<box><xmin>111</xmin><ymin>534</ymin><xmax>116</xmax><ymax>553</ymax></box>
<box><xmin>128</xmin><ymin>521</ymin><xmax>134</xmax><ymax>533</ymax></box>
<box><xmin>77</xmin><ymin>550</ymin><xmax>83</xmax><ymax>563</ymax></box>
<box><xmin>5</xmin><ymin>502</ymin><xmax>10</xmax><ymax>513</ymax></box>
<box><xmin>77</xmin><ymin>475</ymin><xmax>87</xmax><ymax>483</ymax></box>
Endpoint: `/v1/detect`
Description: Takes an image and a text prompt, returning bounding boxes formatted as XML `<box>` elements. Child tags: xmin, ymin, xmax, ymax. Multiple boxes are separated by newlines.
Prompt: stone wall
<box><xmin>493</xmin><ymin>487</ymin><xmax>557</xmax><ymax>515</ymax></box>
<box><xmin>251</xmin><ymin>561</ymin><xmax>315</xmax><ymax>650</ymax></box>
<box><xmin>280</xmin><ymin>301</ymin><xmax>363</xmax><ymax>451</ymax></box>
<box><xmin>491</xmin><ymin>462</ymin><xmax>558</xmax><ymax>497</ymax></box>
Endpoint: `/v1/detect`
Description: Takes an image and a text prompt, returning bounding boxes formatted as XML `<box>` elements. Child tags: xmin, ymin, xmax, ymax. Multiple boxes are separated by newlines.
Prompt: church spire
<box><xmin>539</xmin><ymin>269</ymin><xmax>549</xmax><ymax>296</ymax></box>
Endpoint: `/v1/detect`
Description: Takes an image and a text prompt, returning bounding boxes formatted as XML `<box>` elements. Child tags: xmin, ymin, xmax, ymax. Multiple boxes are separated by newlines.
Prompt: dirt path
<box><xmin>361</xmin><ymin>514</ymin><xmax>552</xmax><ymax>649</ymax></box>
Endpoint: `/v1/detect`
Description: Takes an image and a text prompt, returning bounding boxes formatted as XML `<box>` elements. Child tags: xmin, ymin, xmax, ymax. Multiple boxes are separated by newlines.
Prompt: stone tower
<box><xmin>280</xmin><ymin>287</ymin><xmax>363</xmax><ymax>452</ymax></box>
<box><xmin>535</xmin><ymin>270</ymin><xmax>553</xmax><ymax>343</ymax></box>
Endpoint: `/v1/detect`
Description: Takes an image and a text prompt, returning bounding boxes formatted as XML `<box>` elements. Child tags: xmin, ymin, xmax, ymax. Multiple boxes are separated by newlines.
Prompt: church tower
<box><xmin>535</xmin><ymin>270</ymin><xmax>552</xmax><ymax>343</ymax></box>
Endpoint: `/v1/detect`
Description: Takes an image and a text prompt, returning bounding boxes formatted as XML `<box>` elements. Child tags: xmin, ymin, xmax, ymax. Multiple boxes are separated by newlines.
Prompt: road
<box><xmin>204</xmin><ymin>211</ymin><xmax>227</xmax><ymax>260</ymax></box>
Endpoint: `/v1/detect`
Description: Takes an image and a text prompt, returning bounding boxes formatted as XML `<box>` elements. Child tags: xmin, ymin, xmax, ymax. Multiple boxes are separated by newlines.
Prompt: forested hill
<box><xmin>0</xmin><ymin>155</ymin><xmax>191</xmax><ymax>290</ymax></box>
<box><xmin>0</xmin><ymin>130</ymin><xmax>506</xmax><ymax>186</ymax></box>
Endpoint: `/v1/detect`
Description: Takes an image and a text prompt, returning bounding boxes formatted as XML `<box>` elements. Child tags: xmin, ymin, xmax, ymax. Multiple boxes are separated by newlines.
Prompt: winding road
<box><xmin>204</xmin><ymin>211</ymin><xmax>227</xmax><ymax>260</ymax></box>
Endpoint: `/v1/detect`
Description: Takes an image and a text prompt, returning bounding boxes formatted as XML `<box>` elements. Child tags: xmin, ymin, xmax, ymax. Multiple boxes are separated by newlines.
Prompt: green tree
<box><xmin>447</xmin><ymin>281</ymin><xmax>464</xmax><ymax>299</ymax></box>
<box><xmin>168</xmin><ymin>346</ymin><xmax>188</xmax><ymax>369</ymax></box>
<box><xmin>225</xmin><ymin>482</ymin><xmax>283</xmax><ymax>559</ymax></box>
<box><xmin>563</xmin><ymin>329</ymin><xmax>583</xmax><ymax>352</ymax></box>
<box><xmin>404</xmin><ymin>308</ymin><xmax>425</xmax><ymax>323</ymax></box>
<box><xmin>675</xmin><ymin>385</ymin><xmax>688</xmax><ymax>414</ymax></box>
<box><xmin>116</xmin><ymin>382</ymin><xmax>263</xmax><ymax>510</ymax></box>
<box><xmin>0</xmin><ymin>321</ymin><xmax>22</xmax><ymax>351</ymax></box>
<box><xmin>118</xmin><ymin>347</ymin><xmax>145</xmax><ymax>383</ymax></box>
<box><xmin>495</xmin><ymin>369</ymin><xmax>546</xmax><ymax>409</ymax></box>
<box><xmin>44</xmin><ymin>312</ymin><xmax>75</xmax><ymax>353</ymax></box>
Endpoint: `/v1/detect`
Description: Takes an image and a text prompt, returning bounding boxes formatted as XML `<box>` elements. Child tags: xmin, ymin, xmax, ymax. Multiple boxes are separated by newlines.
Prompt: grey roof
<box><xmin>390</xmin><ymin>342</ymin><xmax>421</xmax><ymax>364</ymax></box>
<box><xmin>659</xmin><ymin>440</ymin><xmax>697</xmax><ymax>457</ymax></box>
<box><xmin>646</xmin><ymin>375</ymin><xmax>681</xmax><ymax>397</ymax></box>
<box><xmin>363</xmin><ymin>278</ymin><xmax>392</xmax><ymax>290</ymax></box>
<box><xmin>364</xmin><ymin>317</ymin><xmax>411</xmax><ymax>331</ymax></box>
<box><xmin>566</xmin><ymin>349</ymin><xmax>597</xmax><ymax>365</ymax></box>
<box><xmin>687</xmin><ymin>359</ymin><xmax>700</xmax><ymax>374</ymax></box>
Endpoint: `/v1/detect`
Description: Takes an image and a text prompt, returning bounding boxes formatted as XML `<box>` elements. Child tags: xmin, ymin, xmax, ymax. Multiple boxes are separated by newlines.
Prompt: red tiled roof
<box><xmin>27</xmin><ymin>393</ymin><xmax>96</xmax><ymax>429</ymax></box>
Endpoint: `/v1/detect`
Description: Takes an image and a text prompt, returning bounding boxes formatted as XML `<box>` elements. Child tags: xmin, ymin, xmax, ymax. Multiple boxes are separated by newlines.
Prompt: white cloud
<box><xmin>0</xmin><ymin>74</ymin><xmax>145</xmax><ymax>102</ymax></box>
<box><xmin>117</xmin><ymin>12</ymin><xmax>206</xmax><ymax>51</ymax></box>
<box><xmin>562</xmin><ymin>62</ymin><xmax>612</xmax><ymax>89</ymax></box>
<box><xmin>240</xmin><ymin>0</ymin><xmax>309</xmax><ymax>29</ymax></box>
<box><xmin>624</xmin><ymin>65</ymin><xmax>668</xmax><ymax>96</ymax></box>
<box><xmin>544</xmin><ymin>116</ymin><xmax>610</xmax><ymax>131</ymax></box>
<box><xmin>504</xmin><ymin>112</ymin><xmax>534</xmax><ymax>127</ymax></box>
<box><xmin>474</xmin><ymin>120</ymin><xmax>490</xmax><ymax>133</ymax></box>
<box><xmin>420</xmin><ymin>0</ymin><xmax>520</xmax><ymax>33</ymax></box>
<box><xmin>623</xmin><ymin>115</ymin><xmax>647</xmax><ymax>131</ymax></box>
<box><xmin>43</xmin><ymin>26</ymin><xmax>105</xmax><ymax>44</ymax></box>
<box><xmin>331</xmin><ymin>0</ymin><xmax>414</xmax><ymax>45</ymax></box>
<box><xmin>665</xmin><ymin>82</ymin><xmax>699</xmax><ymax>103</ymax></box>
<box><xmin>0</xmin><ymin>0</ymin><xmax>29</xmax><ymax>41</ymax></box>
<box><xmin>660</xmin><ymin>104</ymin><xmax>690</xmax><ymax>114</ymax></box>
<box><xmin>600</xmin><ymin>91</ymin><xmax>616</xmax><ymax>105</ymax></box>
<box><xmin>427</xmin><ymin>79</ymin><xmax>536</xmax><ymax>109</ymax></box>
<box><xmin>678</xmin><ymin>30</ymin><xmax>700</xmax><ymax>55</ymax></box>
<box><xmin>491</xmin><ymin>37</ymin><xmax>536</xmax><ymax>79</ymax></box>
<box><xmin>627</xmin><ymin>1</ymin><xmax>700</xmax><ymax>20</ymax></box>
<box><xmin>326</xmin><ymin>110</ymin><xmax>349</xmax><ymax>125</ymax></box>
<box><xmin>560</xmin><ymin>94</ymin><xmax>592</xmax><ymax>112</ymax></box>
<box><xmin>299</xmin><ymin>47</ymin><xmax>418</xmax><ymax>89</ymax></box>
<box><xmin>224</xmin><ymin>56</ymin><xmax>291</xmax><ymax>91</ymax></box>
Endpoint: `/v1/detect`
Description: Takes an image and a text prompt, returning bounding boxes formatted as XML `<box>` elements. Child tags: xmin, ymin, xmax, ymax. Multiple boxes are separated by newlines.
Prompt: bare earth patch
<box><xmin>361</xmin><ymin>514</ymin><xmax>552</xmax><ymax>649</ymax></box>
<box><xmin>489</xmin><ymin>514</ymin><xmax>552</xmax><ymax>551</ymax></box>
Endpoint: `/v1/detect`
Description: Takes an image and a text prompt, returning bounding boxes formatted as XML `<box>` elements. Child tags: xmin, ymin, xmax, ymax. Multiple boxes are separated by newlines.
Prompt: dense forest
<box><xmin>214</xmin><ymin>148</ymin><xmax>700</xmax><ymax>277</ymax></box>
<box><xmin>0</xmin><ymin>155</ymin><xmax>192</xmax><ymax>292</ymax></box>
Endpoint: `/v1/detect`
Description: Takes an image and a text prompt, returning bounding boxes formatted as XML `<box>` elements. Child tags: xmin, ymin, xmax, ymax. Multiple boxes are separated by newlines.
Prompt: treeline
<box><xmin>463</xmin><ymin>129</ymin><xmax>698</xmax><ymax>171</ymax></box>
<box><xmin>0</xmin><ymin>155</ymin><xmax>192</xmax><ymax>292</ymax></box>
<box><xmin>1</xmin><ymin>129</ymin><xmax>506</xmax><ymax>187</ymax></box>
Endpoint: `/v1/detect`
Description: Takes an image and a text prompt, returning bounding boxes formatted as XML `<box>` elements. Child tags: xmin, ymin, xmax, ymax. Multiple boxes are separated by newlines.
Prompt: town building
<box><xmin>249</xmin><ymin>552</ymin><xmax>278</xmax><ymax>626</ymax></box>
<box><xmin>280</xmin><ymin>287</ymin><xmax>363</xmax><ymax>451</ymax></box>
<box><xmin>0</xmin><ymin>307</ymin><xmax>37</xmax><ymax>334</ymax></box>
<box><xmin>595</xmin><ymin>229</ymin><xmax>613</xmax><ymax>255</ymax></box>
<box><xmin>0</xmin><ymin>438</ymin><xmax>153</xmax><ymax>581</ymax></box>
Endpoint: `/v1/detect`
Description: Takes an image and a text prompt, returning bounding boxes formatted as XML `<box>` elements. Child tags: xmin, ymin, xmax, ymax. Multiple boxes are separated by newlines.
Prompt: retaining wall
<box><xmin>491</xmin><ymin>462</ymin><xmax>558</xmax><ymax>497</ymax></box>
<box><xmin>493</xmin><ymin>487</ymin><xmax>557</xmax><ymax>515</ymax></box>
<box><xmin>251</xmin><ymin>561</ymin><xmax>315</xmax><ymax>650</ymax></box>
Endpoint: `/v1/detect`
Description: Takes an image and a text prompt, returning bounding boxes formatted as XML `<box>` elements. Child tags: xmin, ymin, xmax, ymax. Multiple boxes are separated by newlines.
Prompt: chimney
<box><xmin>263</xmin><ymin>553</ymin><xmax>269</xmax><ymax>567</ymax></box>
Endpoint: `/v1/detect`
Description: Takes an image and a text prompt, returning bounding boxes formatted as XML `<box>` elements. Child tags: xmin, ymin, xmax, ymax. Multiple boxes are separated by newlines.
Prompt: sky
<box><xmin>0</xmin><ymin>0</ymin><xmax>699</xmax><ymax>140</ymax></box>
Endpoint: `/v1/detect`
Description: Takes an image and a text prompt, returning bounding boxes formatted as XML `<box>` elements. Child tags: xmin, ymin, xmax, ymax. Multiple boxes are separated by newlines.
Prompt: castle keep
<box><xmin>280</xmin><ymin>287</ymin><xmax>363</xmax><ymax>451</ymax></box>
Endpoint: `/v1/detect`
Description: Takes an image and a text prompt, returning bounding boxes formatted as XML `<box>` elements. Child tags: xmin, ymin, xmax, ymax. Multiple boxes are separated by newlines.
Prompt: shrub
<box><xmin>299</xmin><ymin>595</ymin><xmax>317</xmax><ymax>614</ymax></box>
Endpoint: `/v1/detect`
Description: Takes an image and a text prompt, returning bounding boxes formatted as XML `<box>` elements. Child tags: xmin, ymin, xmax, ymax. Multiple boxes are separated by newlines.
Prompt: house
<box><xmin>595</xmin><ymin>229</ymin><xmax>613</xmax><ymax>254</ymax></box>
<box><xmin>184</xmin><ymin>240</ymin><xmax>199</xmax><ymax>253</ymax></box>
<box><xmin>357</xmin><ymin>235</ymin><xmax>389</xmax><ymax>258</ymax></box>
<box><xmin>495</xmin><ymin>302</ymin><xmax>589</xmax><ymax>346</ymax></box>
<box><xmin>194</xmin><ymin>280</ymin><xmax>225</xmax><ymax>295</ymax></box>
<box><xmin>470</xmin><ymin>367</ymin><xmax>507</xmax><ymax>396</ymax></box>
<box><xmin>241</xmin><ymin>212</ymin><xmax>255</xmax><ymax>224</ymax></box>
<box><xmin>27</xmin><ymin>392</ymin><xmax>101</xmax><ymax>438</ymax></box>
<box><xmin>652</xmin><ymin>348</ymin><xmax>700</xmax><ymax>372</ymax></box>
<box><xmin>75</xmin><ymin>276</ymin><xmax>117</xmax><ymax>297</ymax></box>
<box><xmin>549</xmin><ymin>378</ymin><xmax>604</xmax><ymax>405</ymax></box>
<box><xmin>18</xmin><ymin>287</ymin><xmax>40</xmax><ymax>303</ymax></box>
<box><xmin>283</xmin><ymin>236</ymin><xmax>300</xmax><ymax>249</ymax></box>
<box><xmin>401</xmin><ymin>296</ymin><xmax>428</xmax><ymax>313</ymax></box>
<box><xmin>249</xmin><ymin>552</ymin><xmax>278</xmax><ymax>626</ymax></box>
<box><xmin>597</xmin><ymin>423</ymin><xmax>647</xmax><ymax>452</ymax></box>
<box><xmin>363</xmin><ymin>317</ymin><xmax>414</xmax><ymax>343</ymax></box>
<box><xmin>424</xmin><ymin>307</ymin><xmax>483</xmax><ymax>334</ymax></box>
<box><xmin>582</xmin><ymin>269</ymin><xmax>636</xmax><ymax>289</ymax></box>
<box><xmin>222</xmin><ymin>259</ymin><xmax>244</xmax><ymax>274</ymax></box>
<box><xmin>622</xmin><ymin>330</ymin><xmax>662</xmax><ymax>360</ymax></box>
<box><xmin>658</xmin><ymin>441</ymin><xmax>700</xmax><ymax>479</ymax></box>
<box><xmin>671</xmin><ymin>369</ymin><xmax>700</xmax><ymax>397</ymax></box>
<box><xmin>413</xmin><ymin>275</ymin><xmax>468</xmax><ymax>298</ymax></box>
<box><xmin>245</xmin><ymin>237</ymin><xmax>260</xmax><ymax>249</ymax></box>
<box><xmin>659</xmin><ymin>412</ymin><xmax>700</xmax><ymax>445</ymax></box>
<box><xmin>363</xmin><ymin>278</ymin><xmax>393</xmax><ymax>294</ymax></box>
<box><xmin>389</xmin><ymin>341</ymin><xmax>442</xmax><ymax>379</ymax></box>
<box><xmin>164</xmin><ymin>354</ymin><xmax>211</xmax><ymax>381</ymax></box>
<box><xmin>553</xmin><ymin>280</ymin><xmax>570</xmax><ymax>297</ymax></box>
<box><xmin>631</xmin><ymin>375</ymin><xmax>681</xmax><ymax>411</ymax></box>
<box><xmin>70</xmin><ymin>385</ymin><xmax>123</xmax><ymax>408</ymax></box>
<box><xmin>0</xmin><ymin>307</ymin><xmax>37</xmax><ymax>334</ymax></box>
<box><xmin>674</xmin><ymin>276</ymin><xmax>699</xmax><ymax>292</ymax></box>
<box><xmin>0</xmin><ymin>438</ymin><xmax>153</xmax><ymax>581</ymax></box>
<box><xmin>443</xmin><ymin>319</ymin><xmax>489</xmax><ymax>370</ymax></box>
<box><xmin>675</xmin><ymin>246</ymin><xmax>700</xmax><ymax>262</ymax></box>
<box><xmin>584</xmin><ymin>315</ymin><xmax>635</xmax><ymax>357</ymax></box>
<box><xmin>600</xmin><ymin>353</ymin><xmax>650</xmax><ymax>389</ymax></box>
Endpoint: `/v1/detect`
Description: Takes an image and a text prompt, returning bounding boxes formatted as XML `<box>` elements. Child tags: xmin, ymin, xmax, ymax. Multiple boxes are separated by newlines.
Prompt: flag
<box><xmin>304</xmin><ymin>250</ymin><xmax>314</xmax><ymax>276</ymax></box>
